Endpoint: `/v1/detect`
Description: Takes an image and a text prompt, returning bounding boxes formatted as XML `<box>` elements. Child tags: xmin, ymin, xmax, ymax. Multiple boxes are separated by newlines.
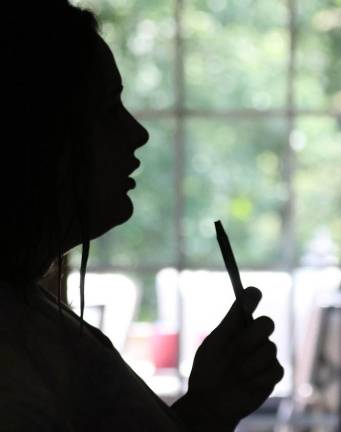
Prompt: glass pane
<box><xmin>184</xmin><ymin>118</ymin><xmax>288</xmax><ymax>268</ymax></box>
<box><xmin>184</xmin><ymin>0</ymin><xmax>288</xmax><ymax>110</ymax></box>
<box><xmin>296</xmin><ymin>0</ymin><xmax>341</xmax><ymax>111</ymax></box>
<box><xmin>74</xmin><ymin>0</ymin><xmax>175</xmax><ymax>110</ymax></box>
<box><xmin>69</xmin><ymin>119</ymin><xmax>176</xmax><ymax>268</ymax></box>
<box><xmin>294</xmin><ymin>117</ymin><xmax>341</xmax><ymax>263</ymax></box>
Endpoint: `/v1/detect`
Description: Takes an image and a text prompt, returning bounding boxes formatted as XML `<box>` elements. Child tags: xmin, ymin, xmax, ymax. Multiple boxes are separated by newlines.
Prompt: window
<box><xmin>70</xmin><ymin>0</ymin><xmax>340</xmax><ymax>305</ymax></box>
<box><xmin>69</xmin><ymin>0</ymin><xmax>341</xmax><ymax>427</ymax></box>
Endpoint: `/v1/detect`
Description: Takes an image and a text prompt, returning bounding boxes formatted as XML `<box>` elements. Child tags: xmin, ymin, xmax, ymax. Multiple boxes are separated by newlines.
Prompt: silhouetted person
<box><xmin>0</xmin><ymin>1</ymin><xmax>284</xmax><ymax>430</ymax></box>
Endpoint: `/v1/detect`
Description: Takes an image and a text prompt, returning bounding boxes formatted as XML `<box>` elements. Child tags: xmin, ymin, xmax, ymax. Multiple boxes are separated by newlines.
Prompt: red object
<box><xmin>151</xmin><ymin>325</ymin><xmax>179</xmax><ymax>370</ymax></box>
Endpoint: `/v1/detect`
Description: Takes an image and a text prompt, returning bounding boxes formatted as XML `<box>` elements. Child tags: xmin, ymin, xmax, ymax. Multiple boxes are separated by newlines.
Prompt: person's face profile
<box><xmin>63</xmin><ymin>35</ymin><xmax>149</xmax><ymax>252</ymax></box>
<box><xmin>88</xmin><ymin>36</ymin><xmax>150</xmax><ymax>235</ymax></box>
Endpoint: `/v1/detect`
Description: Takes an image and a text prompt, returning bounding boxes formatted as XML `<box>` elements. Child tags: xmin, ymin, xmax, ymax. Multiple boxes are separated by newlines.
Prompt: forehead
<box><xmin>94</xmin><ymin>35</ymin><xmax>122</xmax><ymax>92</ymax></box>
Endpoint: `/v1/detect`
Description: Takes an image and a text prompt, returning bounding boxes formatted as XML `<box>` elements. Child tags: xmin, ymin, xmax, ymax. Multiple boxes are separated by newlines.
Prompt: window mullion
<box><xmin>284</xmin><ymin>0</ymin><xmax>298</xmax><ymax>412</ymax></box>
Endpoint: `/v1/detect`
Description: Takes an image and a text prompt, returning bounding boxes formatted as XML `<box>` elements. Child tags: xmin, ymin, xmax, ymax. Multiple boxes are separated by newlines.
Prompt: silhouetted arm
<box><xmin>171</xmin><ymin>392</ymin><xmax>238</xmax><ymax>432</ymax></box>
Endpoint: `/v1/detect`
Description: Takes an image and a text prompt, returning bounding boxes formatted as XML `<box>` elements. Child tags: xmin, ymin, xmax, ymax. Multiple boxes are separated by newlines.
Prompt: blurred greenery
<box><xmin>184</xmin><ymin>119</ymin><xmax>287</xmax><ymax>267</ymax></box>
<box><xmin>70</xmin><ymin>0</ymin><xmax>341</xmax><ymax>321</ymax></box>
<box><xmin>184</xmin><ymin>0</ymin><xmax>288</xmax><ymax>109</ymax></box>
<box><xmin>296</xmin><ymin>0</ymin><xmax>341</xmax><ymax>110</ymax></box>
<box><xmin>294</xmin><ymin>117</ymin><xmax>341</xmax><ymax>260</ymax></box>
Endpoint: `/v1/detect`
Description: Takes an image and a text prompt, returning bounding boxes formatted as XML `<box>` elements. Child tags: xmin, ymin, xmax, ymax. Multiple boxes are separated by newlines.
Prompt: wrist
<box><xmin>172</xmin><ymin>392</ymin><xmax>239</xmax><ymax>432</ymax></box>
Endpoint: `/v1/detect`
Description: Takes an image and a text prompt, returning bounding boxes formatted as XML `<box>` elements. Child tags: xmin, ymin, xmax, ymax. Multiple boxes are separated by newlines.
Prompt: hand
<box><xmin>184</xmin><ymin>287</ymin><xmax>284</xmax><ymax>429</ymax></box>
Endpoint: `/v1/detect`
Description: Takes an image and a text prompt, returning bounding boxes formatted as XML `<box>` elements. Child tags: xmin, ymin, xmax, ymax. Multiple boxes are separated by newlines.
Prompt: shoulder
<box><xmin>0</xmin><ymin>329</ymin><xmax>53</xmax><ymax>401</ymax></box>
<box><xmin>0</xmin><ymin>400</ymin><xmax>71</xmax><ymax>432</ymax></box>
<box><xmin>0</xmin><ymin>335</ymin><xmax>71</xmax><ymax>432</ymax></box>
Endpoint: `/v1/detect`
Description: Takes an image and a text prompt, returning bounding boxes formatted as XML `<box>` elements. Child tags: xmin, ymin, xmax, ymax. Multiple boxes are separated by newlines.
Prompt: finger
<box><xmin>237</xmin><ymin>341</ymin><xmax>278</xmax><ymax>380</ymax></box>
<box><xmin>234</xmin><ymin>316</ymin><xmax>275</xmax><ymax>354</ymax></box>
<box><xmin>244</xmin><ymin>360</ymin><xmax>284</xmax><ymax>389</ymax></box>
<box><xmin>211</xmin><ymin>287</ymin><xmax>262</xmax><ymax>343</ymax></box>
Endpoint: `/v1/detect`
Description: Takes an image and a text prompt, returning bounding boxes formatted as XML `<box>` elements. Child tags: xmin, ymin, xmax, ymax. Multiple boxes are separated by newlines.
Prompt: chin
<box><xmin>90</xmin><ymin>194</ymin><xmax>134</xmax><ymax>240</ymax></box>
<box><xmin>63</xmin><ymin>194</ymin><xmax>134</xmax><ymax>253</ymax></box>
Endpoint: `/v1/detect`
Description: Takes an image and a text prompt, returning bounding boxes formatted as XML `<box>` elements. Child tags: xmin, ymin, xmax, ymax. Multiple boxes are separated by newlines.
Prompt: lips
<box><xmin>126</xmin><ymin>177</ymin><xmax>136</xmax><ymax>189</ymax></box>
<box><xmin>126</xmin><ymin>160</ymin><xmax>141</xmax><ymax>177</ymax></box>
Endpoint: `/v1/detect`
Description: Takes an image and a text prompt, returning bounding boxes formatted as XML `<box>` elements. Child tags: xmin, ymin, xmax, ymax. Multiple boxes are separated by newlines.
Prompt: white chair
<box><xmin>155</xmin><ymin>267</ymin><xmax>180</xmax><ymax>331</ymax></box>
<box><xmin>67</xmin><ymin>272</ymin><xmax>141</xmax><ymax>352</ymax></box>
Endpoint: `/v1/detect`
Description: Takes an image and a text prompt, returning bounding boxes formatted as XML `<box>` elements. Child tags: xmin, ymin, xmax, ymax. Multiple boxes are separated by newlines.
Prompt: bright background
<box><xmin>67</xmin><ymin>1</ymin><xmax>341</xmax><ymax>430</ymax></box>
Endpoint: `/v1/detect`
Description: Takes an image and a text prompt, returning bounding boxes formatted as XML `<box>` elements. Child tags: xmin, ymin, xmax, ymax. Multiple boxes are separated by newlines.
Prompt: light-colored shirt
<box><xmin>0</xmin><ymin>281</ymin><xmax>190</xmax><ymax>431</ymax></box>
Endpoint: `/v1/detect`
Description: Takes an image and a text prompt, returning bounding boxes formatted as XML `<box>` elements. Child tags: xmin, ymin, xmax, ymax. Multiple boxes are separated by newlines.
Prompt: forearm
<box><xmin>171</xmin><ymin>392</ymin><xmax>239</xmax><ymax>432</ymax></box>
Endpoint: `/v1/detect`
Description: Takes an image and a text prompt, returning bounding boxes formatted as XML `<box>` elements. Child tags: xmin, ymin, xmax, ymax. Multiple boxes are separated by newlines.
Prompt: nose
<box><xmin>135</xmin><ymin>120</ymin><xmax>149</xmax><ymax>150</ymax></box>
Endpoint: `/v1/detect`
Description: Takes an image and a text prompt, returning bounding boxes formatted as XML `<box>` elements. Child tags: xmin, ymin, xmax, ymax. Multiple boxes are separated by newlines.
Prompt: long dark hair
<box><xmin>1</xmin><ymin>1</ymin><xmax>99</xmax><ymax>336</ymax></box>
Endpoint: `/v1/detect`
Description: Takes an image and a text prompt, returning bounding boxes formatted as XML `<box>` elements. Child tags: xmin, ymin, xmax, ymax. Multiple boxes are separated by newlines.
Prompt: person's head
<box><xmin>59</xmin><ymin>29</ymin><xmax>149</xmax><ymax>252</ymax></box>
<box><xmin>1</xmin><ymin>1</ymin><xmax>149</xmax><ymax>331</ymax></box>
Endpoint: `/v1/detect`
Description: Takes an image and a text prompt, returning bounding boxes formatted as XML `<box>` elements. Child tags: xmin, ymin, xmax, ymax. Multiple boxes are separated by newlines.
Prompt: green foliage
<box><xmin>184</xmin><ymin>0</ymin><xmax>287</xmax><ymax>109</ymax></box>
<box><xmin>295</xmin><ymin>117</ymin><xmax>341</xmax><ymax>261</ymax></box>
<box><xmin>184</xmin><ymin>118</ymin><xmax>287</xmax><ymax>267</ymax></box>
<box><xmin>296</xmin><ymin>0</ymin><xmax>341</xmax><ymax>109</ymax></box>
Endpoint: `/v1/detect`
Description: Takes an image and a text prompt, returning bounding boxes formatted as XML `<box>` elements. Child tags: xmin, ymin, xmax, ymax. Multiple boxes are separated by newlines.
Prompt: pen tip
<box><xmin>214</xmin><ymin>220</ymin><xmax>222</xmax><ymax>229</ymax></box>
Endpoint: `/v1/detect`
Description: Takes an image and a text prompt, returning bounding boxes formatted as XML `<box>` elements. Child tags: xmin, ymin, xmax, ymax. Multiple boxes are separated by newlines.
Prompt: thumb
<box><xmin>240</xmin><ymin>286</ymin><xmax>262</xmax><ymax>315</ymax></box>
<box><xmin>212</xmin><ymin>286</ymin><xmax>262</xmax><ymax>341</ymax></box>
